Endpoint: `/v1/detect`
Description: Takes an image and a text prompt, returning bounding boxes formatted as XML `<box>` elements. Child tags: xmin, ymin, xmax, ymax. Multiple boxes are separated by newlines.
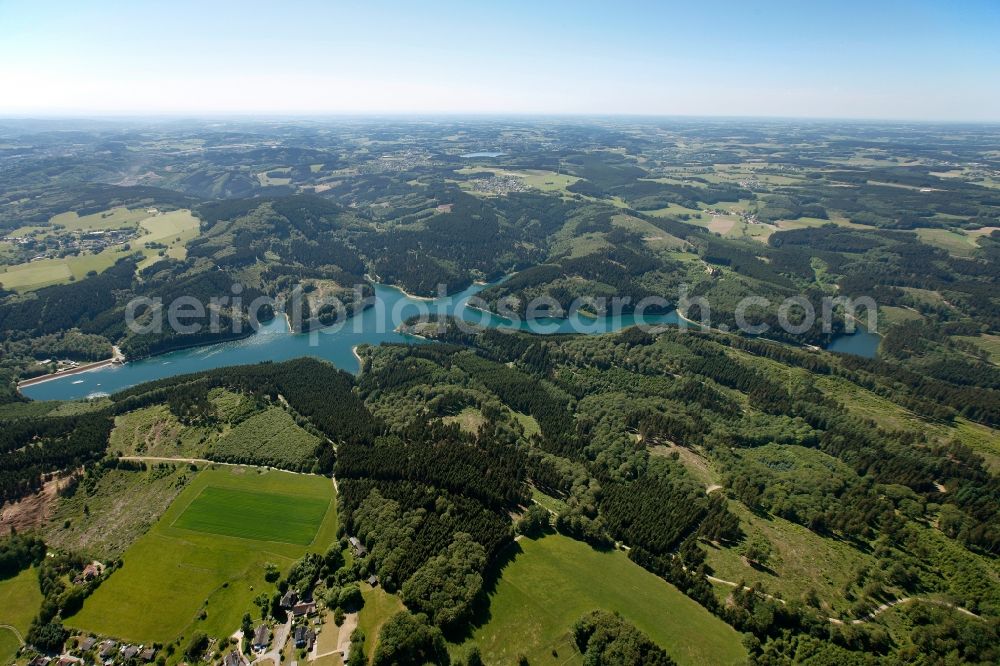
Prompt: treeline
<box><xmin>599</xmin><ymin>473</ymin><xmax>711</xmax><ymax>554</ymax></box>
<box><xmin>356</xmin><ymin>186</ymin><xmax>539</xmax><ymax>295</ymax></box>
<box><xmin>0</xmin><ymin>257</ymin><xmax>137</xmax><ymax>336</ymax></box>
<box><xmin>480</xmin><ymin>233</ymin><xmax>677</xmax><ymax>317</ymax></box>
<box><xmin>452</xmin><ymin>352</ymin><xmax>577</xmax><ymax>454</ymax></box>
<box><xmin>0</xmin><ymin>412</ymin><xmax>113</xmax><ymax>501</ymax></box>
<box><xmin>0</xmin><ymin>533</ymin><xmax>46</xmax><ymax>578</ymax></box>
<box><xmin>839</xmin><ymin>353</ymin><xmax>1000</xmax><ymax>427</ymax></box>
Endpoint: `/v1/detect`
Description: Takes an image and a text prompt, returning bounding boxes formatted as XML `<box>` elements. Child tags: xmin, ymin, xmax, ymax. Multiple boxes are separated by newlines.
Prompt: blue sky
<box><xmin>1</xmin><ymin>0</ymin><xmax>998</xmax><ymax>119</ymax></box>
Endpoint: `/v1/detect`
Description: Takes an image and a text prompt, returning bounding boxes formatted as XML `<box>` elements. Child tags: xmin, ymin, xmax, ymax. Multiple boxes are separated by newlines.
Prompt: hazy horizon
<box><xmin>2</xmin><ymin>0</ymin><xmax>999</xmax><ymax>121</ymax></box>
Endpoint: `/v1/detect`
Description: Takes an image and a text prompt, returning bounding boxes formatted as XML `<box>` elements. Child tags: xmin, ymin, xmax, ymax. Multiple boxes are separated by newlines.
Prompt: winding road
<box><xmin>704</xmin><ymin>572</ymin><xmax>981</xmax><ymax>625</ymax></box>
<box><xmin>0</xmin><ymin>624</ymin><xmax>24</xmax><ymax>645</ymax></box>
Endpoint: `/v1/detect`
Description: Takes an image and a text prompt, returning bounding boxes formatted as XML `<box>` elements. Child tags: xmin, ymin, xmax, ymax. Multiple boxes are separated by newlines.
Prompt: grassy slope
<box><xmin>357</xmin><ymin>584</ymin><xmax>405</xmax><ymax>658</ymax></box>
<box><xmin>0</xmin><ymin>566</ymin><xmax>42</xmax><ymax>633</ymax></box>
<box><xmin>209</xmin><ymin>407</ymin><xmax>319</xmax><ymax>468</ymax></box>
<box><xmin>704</xmin><ymin>502</ymin><xmax>872</xmax><ymax>616</ymax></box>
<box><xmin>66</xmin><ymin>467</ymin><xmax>337</xmax><ymax>645</ymax></box>
<box><xmin>455</xmin><ymin>534</ymin><xmax>746</xmax><ymax>666</ymax></box>
<box><xmin>108</xmin><ymin>405</ymin><xmax>216</xmax><ymax>459</ymax></box>
<box><xmin>43</xmin><ymin>466</ymin><xmax>193</xmax><ymax>559</ymax></box>
<box><xmin>0</xmin><ymin>629</ymin><xmax>20</xmax><ymax>666</ymax></box>
<box><xmin>440</xmin><ymin>407</ymin><xmax>486</xmax><ymax>435</ymax></box>
<box><xmin>0</xmin><ymin>567</ymin><xmax>42</xmax><ymax>664</ymax></box>
<box><xmin>0</xmin><ymin>209</ymin><xmax>198</xmax><ymax>290</ymax></box>
<box><xmin>955</xmin><ymin>333</ymin><xmax>1000</xmax><ymax>364</ymax></box>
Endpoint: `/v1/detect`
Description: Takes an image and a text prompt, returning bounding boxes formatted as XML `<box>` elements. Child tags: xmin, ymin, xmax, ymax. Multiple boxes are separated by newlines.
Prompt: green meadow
<box><xmin>0</xmin><ymin>209</ymin><xmax>199</xmax><ymax>290</ymax></box>
<box><xmin>915</xmin><ymin>227</ymin><xmax>979</xmax><ymax>257</ymax></box>
<box><xmin>66</xmin><ymin>467</ymin><xmax>337</xmax><ymax>645</ymax></box>
<box><xmin>0</xmin><ymin>567</ymin><xmax>42</xmax><ymax>663</ymax></box>
<box><xmin>955</xmin><ymin>332</ymin><xmax>1000</xmax><ymax>364</ymax></box>
<box><xmin>455</xmin><ymin>534</ymin><xmax>745</xmax><ymax>666</ymax></box>
<box><xmin>357</xmin><ymin>584</ymin><xmax>405</xmax><ymax>657</ymax></box>
<box><xmin>0</xmin><ymin>630</ymin><xmax>19</xmax><ymax>666</ymax></box>
<box><xmin>172</xmin><ymin>486</ymin><xmax>329</xmax><ymax>545</ymax></box>
<box><xmin>49</xmin><ymin>207</ymin><xmax>152</xmax><ymax>232</ymax></box>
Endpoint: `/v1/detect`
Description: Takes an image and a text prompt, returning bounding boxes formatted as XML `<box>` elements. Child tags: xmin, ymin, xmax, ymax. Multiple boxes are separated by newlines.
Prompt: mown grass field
<box><xmin>173</xmin><ymin>486</ymin><xmax>328</xmax><ymax>544</ymax></box>
<box><xmin>454</xmin><ymin>534</ymin><xmax>745</xmax><ymax>666</ymax></box>
<box><xmin>0</xmin><ymin>260</ymin><xmax>74</xmax><ymax>290</ymax></box>
<box><xmin>48</xmin><ymin>207</ymin><xmax>150</xmax><ymax>231</ymax></box>
<box><xmin>0</xmin><ymin>629</ymin><xmax>20</xmax><ymax>666</ymax></box>
<box><xmin>133</xmin><ymin>210</ymin><xmax>200</xmax><ymax>270</ymax></box>
<box><xmin>0</xmin><ymin>567</ymin><xmax>42</xmax><ymax>663</ymax></box>
<box><xmin>66</xmin><ymin>467</ymin><xmax>337</xmax><ymax>645</ymax></box>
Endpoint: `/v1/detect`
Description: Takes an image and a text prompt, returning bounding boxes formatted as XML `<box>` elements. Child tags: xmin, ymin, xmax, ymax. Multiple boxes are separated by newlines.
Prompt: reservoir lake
<box><xmin>21</xmin><ymin>281</ymin><xmax>877</xmax><ymax>401</ymax></box>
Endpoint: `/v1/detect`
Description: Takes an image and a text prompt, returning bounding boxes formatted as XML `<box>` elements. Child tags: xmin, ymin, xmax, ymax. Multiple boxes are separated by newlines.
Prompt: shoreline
<box><xmin>17</xmin><ymin>356</ymin><xmax>120</xmax><ymax>389</ymax></box>
<box><xmin>379</xmin><ymin>282</ymin><xmax>436</xmax><ymax>301</ymax></box>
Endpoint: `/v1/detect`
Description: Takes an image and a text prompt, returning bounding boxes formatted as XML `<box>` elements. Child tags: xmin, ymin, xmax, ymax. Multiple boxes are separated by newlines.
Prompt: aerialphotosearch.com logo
<box><xmin>123</xmin><ymin>282</ymin><xmax>878</xmax><ymax>344</ymax></box>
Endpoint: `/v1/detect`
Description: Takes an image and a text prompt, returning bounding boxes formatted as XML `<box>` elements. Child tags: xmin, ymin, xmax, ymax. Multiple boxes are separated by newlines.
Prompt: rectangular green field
<box><xmin>66</xmin><ymin>467</ymin><xmax>337</xmax><ymax>645</ymax></box>
<box><xmin>173</xmin><ymin>486</ymin><xmax>329</xmax><ymax>545</ymax></box>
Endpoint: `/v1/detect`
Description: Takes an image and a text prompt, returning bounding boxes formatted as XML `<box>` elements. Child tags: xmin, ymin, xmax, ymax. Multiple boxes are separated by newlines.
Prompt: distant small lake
<box><xmin>460</xmin><ymin>151</ymin><xmax>505</xmax><ymax>158</ymax></box>
<box><xmin>826</xmin><ymin>328</ymin><xmax>880</xmax><ymax>358</ymax></box>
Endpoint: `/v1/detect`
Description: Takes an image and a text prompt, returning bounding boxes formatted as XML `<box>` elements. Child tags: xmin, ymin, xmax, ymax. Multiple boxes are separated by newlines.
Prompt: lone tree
<box><xmin>741</xmin><ymin>533</ymin><xmax>772</xmax><ymax>568</ymax></box>
<box><xmin>516</xmin><ymin>504</ymin><xmax>551</xmax><ymax>538</ymax></box>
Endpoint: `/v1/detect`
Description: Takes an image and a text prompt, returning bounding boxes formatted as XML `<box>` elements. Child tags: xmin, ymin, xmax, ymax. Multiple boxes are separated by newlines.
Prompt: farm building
<box><xmin>74</xmin><ymin>561</ymin><xmax>103</xmax><ymax>585</ymax></box>
<box><xmin>291</xmin><ymin>601</ymin><xmax>316</xmax><ymax>617</ymax></box>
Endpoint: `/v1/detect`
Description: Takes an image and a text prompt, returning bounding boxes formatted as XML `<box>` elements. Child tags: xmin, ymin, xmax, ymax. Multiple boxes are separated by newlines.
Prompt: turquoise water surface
<box><xmin>21</xmin><ymin>280</ymin><xmax>876</xmax><ymax>401</ymax></box>
<box><xmin>21</xmin><ymin>282</ymin><xmax>679</xmax><ymax>401</ymax></box>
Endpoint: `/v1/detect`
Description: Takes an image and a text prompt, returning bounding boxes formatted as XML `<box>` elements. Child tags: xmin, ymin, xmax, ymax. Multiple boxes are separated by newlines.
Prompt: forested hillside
<box><xmin>2</xmin><ymin>118</ymin><xmax>1000</xmax><ymax>665</ymax></box>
